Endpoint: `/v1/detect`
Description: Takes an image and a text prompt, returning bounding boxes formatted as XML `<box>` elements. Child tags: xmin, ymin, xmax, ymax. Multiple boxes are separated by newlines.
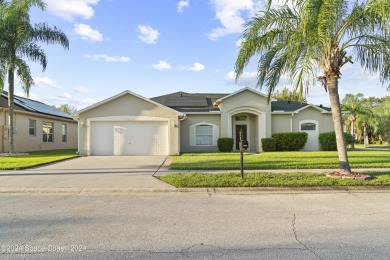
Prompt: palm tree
<box><xmin>341</xmin><ymin>93</ymin><xmax>372</xmax><ymax>148</ymax></box>
<box><xmin>0</xmin><ymin>0</ymin><xmax>69</xmax><ymax>154</ymax></box>
<box><xmin>235</xmin><ymin>0</ymin><xmax>390</xmax><ymax>173</ymax></box>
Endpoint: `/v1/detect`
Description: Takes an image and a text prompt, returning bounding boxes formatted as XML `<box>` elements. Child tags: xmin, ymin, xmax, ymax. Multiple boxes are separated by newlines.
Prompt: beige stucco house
<box><xmin>0</xmin><ymin>92</ymin><xmax>78</xmax><ymax>153</ymax></box>
<box><xmin>77</xmin><ymin>88</ymin><xmax>335</xmax><ymax>156</ymax></box>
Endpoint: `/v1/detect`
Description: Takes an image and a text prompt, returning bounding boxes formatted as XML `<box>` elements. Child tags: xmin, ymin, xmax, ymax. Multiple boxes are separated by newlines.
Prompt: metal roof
<box><xmin>1</xmin><ymin>92</ymin><xmax>74</xmax><ymax>119</ymax></box>
<box><xmin>165</xmin><ymin>96</ymin><xmax>208</xmax><ymax>107</ymax></box>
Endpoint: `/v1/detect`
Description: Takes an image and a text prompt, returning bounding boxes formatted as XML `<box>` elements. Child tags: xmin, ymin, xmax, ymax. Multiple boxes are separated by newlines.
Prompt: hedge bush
<box><xmin>217</xmin><ymin>138</ymin><xmax>234</xmax><ymax>152</ymax></box>
<box><xmin>272</xmin><ymin>132</ymin><xmax>308</xmax><ymax>151</ymax></box>
<box><xmin>261</xmin><ymin>138</ymin><xmax>276</xmax><ymax>152</ymax></box>
<box><xmin>319</xmin><ymin>132</ymin><xmax>352</xmax><ymax>151</ymax></box>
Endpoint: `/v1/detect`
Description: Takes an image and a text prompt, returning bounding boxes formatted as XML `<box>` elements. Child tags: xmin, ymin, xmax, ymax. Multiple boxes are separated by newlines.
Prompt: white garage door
<box><xmin>90</xmin><ymin>121</ymin><xmax>168</xmax><ymax>155</ymax></box>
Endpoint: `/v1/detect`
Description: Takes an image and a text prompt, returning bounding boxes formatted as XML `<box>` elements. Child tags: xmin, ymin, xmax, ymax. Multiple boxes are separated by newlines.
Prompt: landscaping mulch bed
<box><xmin>326</xmin><ymin>172</ymin><xmax>371</xmax><ymax>181</ymax></box>
<box><xmin>0</xmin><ymin>153</ymin><xmax>29</xmax><ymax>157</ymax></box>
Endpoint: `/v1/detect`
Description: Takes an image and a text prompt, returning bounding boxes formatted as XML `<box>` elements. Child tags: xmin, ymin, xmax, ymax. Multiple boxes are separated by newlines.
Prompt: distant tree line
<box><xmin>341</xmin><ymin>94</ymin><xmax>390</xmax><ymax>148</ymax></box>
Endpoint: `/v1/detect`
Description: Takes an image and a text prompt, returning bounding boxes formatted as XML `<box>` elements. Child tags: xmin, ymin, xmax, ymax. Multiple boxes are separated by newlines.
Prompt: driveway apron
<box><xmin>0</xmin><ymin>156</ymin><xmax>173</xmax><ymax>189</ymax></box>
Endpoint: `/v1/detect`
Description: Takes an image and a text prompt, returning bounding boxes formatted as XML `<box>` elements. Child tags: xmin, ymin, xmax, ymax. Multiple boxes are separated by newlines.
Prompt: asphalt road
<box><xmin>0</xmin><ymin>192</ymin><xmax>390</xmax><ymax>259</ymax></box>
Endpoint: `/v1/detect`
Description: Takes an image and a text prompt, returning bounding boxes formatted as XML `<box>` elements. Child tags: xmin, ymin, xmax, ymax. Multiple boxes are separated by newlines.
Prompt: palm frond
<box><xmin>15</xmin><ymin>57</ymin><xmax>33</xmax><ymax>97</ymax></box>
<box><xmin>18</xmin><ymin>42</ymin><xmax>47</xmax><ymax>70</ymax></box>
<box><xmin>32</xmin><ymin>23</ymin><xmax>69</xmax><ymax>50</ymax></box>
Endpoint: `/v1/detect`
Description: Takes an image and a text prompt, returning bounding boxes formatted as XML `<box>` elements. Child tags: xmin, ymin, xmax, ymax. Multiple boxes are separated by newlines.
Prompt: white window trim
<box><xmin>189</xmin><ymin>122</ymin><xmax>219</xmax><ymax>147</ymax></box>
<box><xmin>29</xmin><ymin>119</ymin><xmax>36</xmax><ymax>136</ymax></box>
<box><xmin>42</xmin><ymin>121</ymin><xmax>54</xmax><ymax>143</ymax></box>
<box><xmin>299</xmin><ymin>120</ymin><xmax>319</xmax><ymax>133</ymax></box>
<box><xmin>62</xmin><ymin>123</ymin><xmax>67</xmax><ymax>142</ymax></box>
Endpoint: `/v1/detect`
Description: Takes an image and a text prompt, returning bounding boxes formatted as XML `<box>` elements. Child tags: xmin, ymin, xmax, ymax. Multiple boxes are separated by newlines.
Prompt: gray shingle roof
<box><xmin>272</xmin><ymin>98</ymin><xmax>331</xmax><ymax>112</ymax></box>
<box><xmin>151</xmin><ymin>92</ymin><xmax>331</xmax><ymax>113</ymax></box>
<box><xmin>151</xmin><ymin>92</ymin><xmax>228</xmax><ymax>112</ymax></box>
<box><xmin>1</xmin><ymin>91</ymin><xmax>74</xmax><ymax>120</ymax></box>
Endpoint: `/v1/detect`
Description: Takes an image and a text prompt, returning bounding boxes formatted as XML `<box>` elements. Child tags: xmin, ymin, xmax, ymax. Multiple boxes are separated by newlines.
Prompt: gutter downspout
<box><xmin>76</xmin><ymin>115</ymin><xmax>80</xmax><ymax>154</ymax></box>
<box><xmin>2</xmin><ymin>108</ymin><xmax>6</xmax><ymax>153</ymax></box>
<box><xmin>178</xmin><ymin>114</ymin><xmax>187</xmax><ymax>154</ymax></box>
<box><xmin>290</xmin><ymin>113</ymin><xmax>295</xmax><ymax>132</ymax></box>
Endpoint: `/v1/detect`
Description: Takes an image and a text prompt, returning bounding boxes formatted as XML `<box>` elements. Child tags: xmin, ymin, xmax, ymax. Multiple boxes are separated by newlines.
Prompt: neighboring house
<box><xmin>0</xmin><ymin>92</ymin><xmax>78</xmax><ymax>153</ymax></box>
<box><xmin>77</xmin><ymin>87</ymin><xmax>335</xmax><ymax>156</ymax></box>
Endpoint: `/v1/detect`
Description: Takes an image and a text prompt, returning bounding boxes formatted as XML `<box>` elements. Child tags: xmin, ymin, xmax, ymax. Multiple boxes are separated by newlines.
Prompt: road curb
<box><xmin>1</xmin><ymin>186</ymin><xmax>390</xmax><ymax>195</ymax></box>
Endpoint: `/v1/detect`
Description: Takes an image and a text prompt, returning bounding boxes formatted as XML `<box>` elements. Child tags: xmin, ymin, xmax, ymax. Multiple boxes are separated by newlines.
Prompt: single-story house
<box><xmin>77</xmin><ymin>87</ymin><xmax>335</xmax><ymax>156</ymax></box>
<box><xmin>0</xmin><ymin>92</ymin><xmax>78</xmax><ymax>153</ymax></box>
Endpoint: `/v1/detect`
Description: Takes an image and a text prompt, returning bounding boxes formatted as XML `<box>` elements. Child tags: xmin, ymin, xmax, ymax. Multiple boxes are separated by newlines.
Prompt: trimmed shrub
<box><xmin>319</xmin><ymin>132</ymin><xmax>352</xmax><ymax>151</ymax></box>
<box><xmin>261</xmin><ymin>138</ymin><xmax>276</xmax><ymax>152</ymax></box>
<box><xmin>272</xmin><ymin>132</ymin><xmax>308</xmax><ymax>151</ymax></box>
<box><xmin>344</xmin><ymin>132</ymin><xmax>353</xmax><ymax>146</ymax></box>
<box><xmin>217</xmin><ymin>138</ymin><xmax>234</xmax><ymax>152</ymax></box>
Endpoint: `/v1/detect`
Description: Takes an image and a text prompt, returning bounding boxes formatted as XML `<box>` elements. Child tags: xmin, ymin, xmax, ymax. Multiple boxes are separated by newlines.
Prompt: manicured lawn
<box><xmin>0</xmin><ymin>149</ymin><xmax>78</xmax><ymax>170</ymax></box>
<box><xmin>160</xmin><ymin>171</ymin><xmax>390</xmax><ymax>188</ymax></box>
<box><xmin>355</xmin><ymin>143</ymin><xmax>389</xmax><ymax>149</ymax></box>
<box><xmin>170</xmin><ymin>150</ymin><xmax>390</xmax><ymax>170</ymax></box>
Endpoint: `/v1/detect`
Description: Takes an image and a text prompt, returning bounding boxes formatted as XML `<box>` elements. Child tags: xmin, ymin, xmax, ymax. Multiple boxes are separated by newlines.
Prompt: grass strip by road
<box><xmin>0</xmin><ymin>149</ymin><xmax>78</xmax><ymax>170</ymax></box>
<box><xmin>159</xmin><ymin>172</ymin><xmax>390</xmax><ymax>188</ymax></box>
<box><xmin>170</xmin><ymin>150</ymin><xmax>390</xmax><ymax>170</ymax></box>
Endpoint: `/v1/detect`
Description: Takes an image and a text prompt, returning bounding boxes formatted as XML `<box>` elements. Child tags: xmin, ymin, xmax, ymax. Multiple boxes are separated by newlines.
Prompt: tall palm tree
<box><xmin>235</xmin><ymin>0</ymin><xmax>390</xmax><ymax>173</ymax></box>
<box><xmin>0</xmin><ymin>0</ymin><xmax>69</xmax><ymax>154</ymax></box>
<box><xmin>341</xmin><ymin>93</ymin><xmax>372</xmax><ymax>148</ymax></box>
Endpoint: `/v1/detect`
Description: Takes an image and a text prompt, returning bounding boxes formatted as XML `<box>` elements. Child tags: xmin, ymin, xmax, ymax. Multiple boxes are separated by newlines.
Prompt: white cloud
<box><xmin>81</xmin><ymin>98</ymin><xmax>96</xmax><ymax>105</ymax></box>
<box><xmin>73</xmin><ymin>86</ymin><xmax>89</xmax><ymax>93</ymax></box>
<box><xmin>44</xmin><ymin>0</ymin><xmax>99</xmax><ymax>21</ymax></box>
<box><xmin>208</xmin><ymin>0</ymin><xmax>255</xmax><ymax>40</ymax></box>
<box><xmin>180</xmin><ymin>62</ymin><xmax>205</xmax><ymax>72</ymax></box>
<box><xmin>59</xmin><ymin>92</ymin><xmax>72</xmax><ymax>99</ymax></box>
<box><xmin>152</xmin><ymin>60</ymin><xmax>172</xmax><ymax>70</ymax></box>
<box><xmin>74</xmin><ymin>24</ymin><xmax>103</xmax><ymax>42</ymax></box>
<box><xmin>15</xmin><ymin>92</ymin><xmax>40</xmax><ymax>101</ymax></box>
<box><xmin>225</xmin><ymin>70</ymin><xmax>257</xmax><ymax>86</ymax></box>
<box><xmin>138</xmin><ymin>25</ymin><xmax>160</xmax><ymax>44</ymax></box>
<box><xmin>188</xmin><ymin>62</ymin><xmax>205</xmax><ymax>71</ymax></box>
<box><xmin>177</xmin><ymin>0</ymin><xmax>190</xmax><ymax>13</ymax></box>
<box><xmin>33</xmin><ymin>77</ymin><xmax>61</xmax><ymax>89</ymax></box>
<box><xmin>84</xmin><ymin>54</ymin><xmax>130</xmax><ymax>63</ymax></box>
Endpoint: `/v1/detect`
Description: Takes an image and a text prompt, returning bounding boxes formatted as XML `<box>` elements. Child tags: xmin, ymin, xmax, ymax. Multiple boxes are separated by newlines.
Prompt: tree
<box><xmin>57</xmin><ymin>104</ymin><xmax>77</xmax><ymax>116</ymax></box>
<box><xmin>235</xmin><ymin>0</ymin><xmax>390</xmax><ymax>173</ymax></box>
<box><xmin>375</xmin><ymin>97</ymin><xmax>390</xmax><ymax>150</ymax></box>
<box><xmin>273</xmin><ymin>87</ymin><xmax>307</xmax><ymax>103</ymax></box>
<box><xmin>0</xmin><ymin>0</ymin><xmax>69</xmax><ymax>154</ymax></box>
<box><xmin>341</xmin><ymin>93</ymin><xmax>372</xmax><ymax>148</ymax></box>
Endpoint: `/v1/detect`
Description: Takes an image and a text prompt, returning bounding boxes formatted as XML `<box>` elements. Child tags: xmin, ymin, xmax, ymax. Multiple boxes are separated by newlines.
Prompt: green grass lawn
<box><xmin>355</xmin><ymin>143</ymin><xmax>389</xmax><ymax>149</ymax></box>
<box><xmin>160</xmin><ymin>171</ymin><xmax>390</xmax><ymax>188</ymax></box>
<box><xmin>170</xmin><ymin>150</ymin><xmax>390</xmax><ymax>170</ymax></box>
<box><xmin>0</xmin><ymin>149</ymin><xmax>78</xmax><ymax>170</ymax></box>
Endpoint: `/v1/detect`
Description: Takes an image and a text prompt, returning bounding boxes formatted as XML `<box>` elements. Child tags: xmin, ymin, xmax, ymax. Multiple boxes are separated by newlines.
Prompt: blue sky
<box><xmin>14</xmin><ymin>0</ymin><xmax>389</xmax><ymax>109</ymax></box>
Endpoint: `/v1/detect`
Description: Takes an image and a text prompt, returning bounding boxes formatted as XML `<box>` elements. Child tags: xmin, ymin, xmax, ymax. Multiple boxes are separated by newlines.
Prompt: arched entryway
<box><xmin>227</xmin><ymin>107</ymin><xmax>267</xmax><ymax>152</ymax></box>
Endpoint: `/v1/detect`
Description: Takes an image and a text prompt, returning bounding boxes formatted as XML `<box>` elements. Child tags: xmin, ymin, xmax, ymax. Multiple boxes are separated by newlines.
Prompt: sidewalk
<box><xmin>1</xmin><ymin>155</ymin><xmax>389</xmax><ymax>194</ymax></box>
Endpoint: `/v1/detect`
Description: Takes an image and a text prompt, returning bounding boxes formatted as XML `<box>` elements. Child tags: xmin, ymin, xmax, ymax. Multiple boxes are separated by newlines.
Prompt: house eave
<box><xmin>77</xmin><ymin>90</ymin><xmax>184</xmax><ymax>116</ymax></box>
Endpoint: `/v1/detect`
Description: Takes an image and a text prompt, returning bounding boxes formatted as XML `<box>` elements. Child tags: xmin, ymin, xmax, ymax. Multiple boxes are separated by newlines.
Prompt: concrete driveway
<box><xmin>0</xmin><ymin>156</ymin><xmax>174</xmax><ymax>190</ymax></box>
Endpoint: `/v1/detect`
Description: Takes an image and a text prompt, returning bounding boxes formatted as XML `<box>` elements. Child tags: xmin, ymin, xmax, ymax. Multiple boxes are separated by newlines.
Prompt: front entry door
<box><xmin>235</xmin><ymin>125</ymin><xmax>248</xmax><ymax>150</ymax></box>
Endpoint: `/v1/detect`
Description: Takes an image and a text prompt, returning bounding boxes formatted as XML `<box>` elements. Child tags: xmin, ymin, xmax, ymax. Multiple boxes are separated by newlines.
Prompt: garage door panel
<box><xmin>91</xmin><ymin>122</ymin><xmax>114</xmax><ymax>156</ymax></box>
<box><xmin>91</xmin><ymin>121</ymin><xmax>168</xmax><ymax>156</ymax></box>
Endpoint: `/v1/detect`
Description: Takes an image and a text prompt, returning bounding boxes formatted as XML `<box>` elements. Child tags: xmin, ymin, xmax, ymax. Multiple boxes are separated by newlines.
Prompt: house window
<box><xmin>29</xmin><ymin>119</ymin><xmax>36</xmax><ymax>136</ymax></box>
<box><xmin>196</xmin><ymin>125</ymin><xmax>213</xmax><ymax>145</ymax></box>
<box><xmin>301</xmin><ymin>123</ymin><xmax>316</xmax><ymax>131</ymax></box>
<box><xmin>190</xmin><ymin>123</ymin><xmax>219</xmax><ymax>147</ymax></box>
<box><xmin>62</xmin><ymin>124</ymin><xmax>67</xmax><ymax>142</ymax></box>
<box><xmin>235</xmin><ymin>115</ymin><xmax>247</xmax><ymax>121</ymax></box>
<box><xmin>43</xmin><ymin>122</ymin><xmax>53</xmax><ymax>142</ymax></box>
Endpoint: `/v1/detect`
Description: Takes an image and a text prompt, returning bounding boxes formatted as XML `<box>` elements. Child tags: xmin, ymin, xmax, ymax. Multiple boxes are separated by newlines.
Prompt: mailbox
<box><xmin>243</xmin><ymin>140</ymin><xmax>248</xmax><ymax>150</ymax></box>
